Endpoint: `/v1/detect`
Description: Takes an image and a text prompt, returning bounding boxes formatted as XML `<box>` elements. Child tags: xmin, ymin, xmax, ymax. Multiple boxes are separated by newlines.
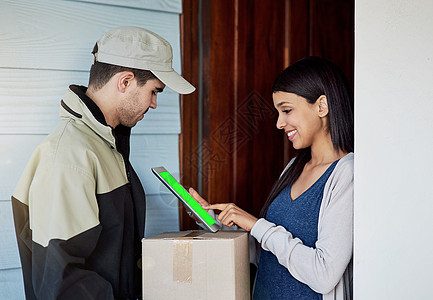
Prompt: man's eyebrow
<box><xmin>156</xmin><ymin>87</ymin><xmax>164</xmax><ymax>93</ymax></box>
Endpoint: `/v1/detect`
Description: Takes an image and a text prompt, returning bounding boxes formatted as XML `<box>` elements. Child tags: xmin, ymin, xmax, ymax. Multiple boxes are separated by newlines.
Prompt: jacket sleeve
<box><xmin>250</xmin><ymin>157</ymin><xmax>354</xmax><ymax>294</ymax></box>
<box><xmin>12</xmin><ymin>158</ymin><xmax>115</xmax><ymax>300</ymax></box>
<box><xmin>32</xmin><ymin>224</ymin><xmax>114</xmax><ymax>300</ymax></box>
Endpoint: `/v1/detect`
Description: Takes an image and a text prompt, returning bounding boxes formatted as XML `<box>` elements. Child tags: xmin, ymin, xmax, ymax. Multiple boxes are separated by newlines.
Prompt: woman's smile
<box><xmin>286</xmin><ymin>129</ymin><xmax>297</xmax><ymax>141</ymax></box>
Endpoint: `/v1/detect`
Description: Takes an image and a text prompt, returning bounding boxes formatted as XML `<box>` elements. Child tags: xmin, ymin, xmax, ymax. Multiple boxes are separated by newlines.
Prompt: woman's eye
<box><xmin>283</xmin><ymin>109</ymin><xmax>292</xmax><ymax>114</ymax></box>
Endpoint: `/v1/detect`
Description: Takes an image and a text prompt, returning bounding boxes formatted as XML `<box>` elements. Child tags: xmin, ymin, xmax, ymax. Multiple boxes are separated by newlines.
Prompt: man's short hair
<box><xmin>88</xmin><ymin>44</ymin><xmax>157</xmax><ymax>90</ymax></box>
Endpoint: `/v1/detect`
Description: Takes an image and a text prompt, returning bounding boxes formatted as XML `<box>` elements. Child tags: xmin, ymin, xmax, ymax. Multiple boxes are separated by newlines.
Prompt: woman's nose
<box><xmin>276</xmin><ymin>115</ymin><xmax>285</xmax><ymax>129</ymax></box>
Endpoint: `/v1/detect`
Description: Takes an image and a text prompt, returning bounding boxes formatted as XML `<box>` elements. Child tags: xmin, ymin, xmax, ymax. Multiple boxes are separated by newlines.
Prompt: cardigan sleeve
<box><xmin>250</xmin><ymin>155</ymin><xmax>354</xmax><ymax>294</ymax></box>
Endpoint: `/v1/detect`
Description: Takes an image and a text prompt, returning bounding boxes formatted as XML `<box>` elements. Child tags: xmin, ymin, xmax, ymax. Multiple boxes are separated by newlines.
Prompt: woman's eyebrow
<box><xmin>276</xmin><ymin>101</ymin><xmax>291</xmax><ymax>108</ymax></box>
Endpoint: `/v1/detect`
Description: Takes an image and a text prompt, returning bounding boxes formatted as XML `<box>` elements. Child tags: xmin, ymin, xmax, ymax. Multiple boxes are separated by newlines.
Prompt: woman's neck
<box><xmin>309</xmin><ymin>135</ymin><xmax>347</xmax><ymax>166</ymax></box>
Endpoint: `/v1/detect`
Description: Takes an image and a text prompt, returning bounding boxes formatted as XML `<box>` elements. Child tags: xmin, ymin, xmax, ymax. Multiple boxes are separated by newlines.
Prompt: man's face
<box><xmin>117</xmin><ymin>78</ymin><xmax>165</xmax><ymax>127</ymax></box>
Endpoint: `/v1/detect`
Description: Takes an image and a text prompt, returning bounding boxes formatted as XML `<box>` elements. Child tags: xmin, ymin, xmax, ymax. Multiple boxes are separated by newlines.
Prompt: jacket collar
<box><xmin>60</xmin><ymin>85</ymin><xmax>117</xmax><ymax>149</ymax></box>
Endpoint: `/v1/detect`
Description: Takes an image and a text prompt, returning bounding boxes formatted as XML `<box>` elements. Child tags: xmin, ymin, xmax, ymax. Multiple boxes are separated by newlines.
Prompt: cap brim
<box><xmin>151</xmin><ymin>70</ymin><xmax>196</xmax><ymax>94</ymax></box>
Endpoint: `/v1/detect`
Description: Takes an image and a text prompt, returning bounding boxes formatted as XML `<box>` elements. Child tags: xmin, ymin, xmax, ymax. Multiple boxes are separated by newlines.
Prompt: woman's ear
<box><xmin>317</xmin><ymin>95</ymin><xmax>329</xmax><ymax>117</ymax></box>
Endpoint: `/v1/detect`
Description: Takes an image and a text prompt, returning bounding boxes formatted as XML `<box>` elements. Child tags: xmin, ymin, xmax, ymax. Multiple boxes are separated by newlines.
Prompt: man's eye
<box><xmin>152</xmin><ymin>91</ymin><xmax>157</xmax><ymax>95</ymax></box>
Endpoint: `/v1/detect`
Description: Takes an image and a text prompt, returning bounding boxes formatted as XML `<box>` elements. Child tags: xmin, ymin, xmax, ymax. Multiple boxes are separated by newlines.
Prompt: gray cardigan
<box><xmin>203</xmin><ymin>153</ymin><xmax>353</xmax><ymax>299</ymax></box>
<box><xmin>251</xmin><ymin>153</ymin><xmax>353</xmax><ymax>300</ymax></box>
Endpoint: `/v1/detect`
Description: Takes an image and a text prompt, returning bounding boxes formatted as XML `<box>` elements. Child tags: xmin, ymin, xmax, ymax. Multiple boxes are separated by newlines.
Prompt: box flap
<box><xmin>143</xmin><ymin>230</ymin><xmax>247</xmax><ymax>241</ymax></box>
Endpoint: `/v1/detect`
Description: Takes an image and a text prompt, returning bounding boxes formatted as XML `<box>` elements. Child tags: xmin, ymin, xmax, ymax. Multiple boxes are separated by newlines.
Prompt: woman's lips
<box><xmin>286</xmin><ymin>129</ymin><xmax>297</xmax><ymax>141</ymax></box>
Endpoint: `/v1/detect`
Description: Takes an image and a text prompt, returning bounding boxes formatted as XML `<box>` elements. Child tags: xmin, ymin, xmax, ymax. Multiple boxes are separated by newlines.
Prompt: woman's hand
<box><xmin>204</xmin><ymin>203</ymin><xmax>258</xmax><ymax>232</ymax></box>
<box><xmin>186</xmin><ymin>187</ymin><xmax>211</xmax><ymax>223</ymax></box>
<box><xmin>188</xmin><ymin>187</ymin><xmax>210</xmax><ymax>210</ymax></box>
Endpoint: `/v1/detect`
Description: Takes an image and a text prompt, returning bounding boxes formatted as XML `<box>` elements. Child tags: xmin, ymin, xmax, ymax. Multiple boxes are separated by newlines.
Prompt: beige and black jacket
<box><xmin>12</xmin><ymin>85</ymin><xmax>146</xmax><ymax>300</ymax></box>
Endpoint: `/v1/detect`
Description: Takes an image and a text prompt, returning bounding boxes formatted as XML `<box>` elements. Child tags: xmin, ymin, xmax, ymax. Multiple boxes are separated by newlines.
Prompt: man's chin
<box><xmin>120</xmin><ymin>111</ymin><xmax>149</xmax><ymax>128</ymax></box>
<box><xmin>120</xmin><ymin>119</ymin><xmax>139</xmax><ymax>128</ymax></box>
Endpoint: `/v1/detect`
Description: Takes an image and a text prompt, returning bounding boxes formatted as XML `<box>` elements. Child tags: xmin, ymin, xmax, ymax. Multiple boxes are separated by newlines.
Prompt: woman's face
<box><xmin>273</xmin><ymin>91</ymin><xmax>325</xmax><ymax>150</ymax></box>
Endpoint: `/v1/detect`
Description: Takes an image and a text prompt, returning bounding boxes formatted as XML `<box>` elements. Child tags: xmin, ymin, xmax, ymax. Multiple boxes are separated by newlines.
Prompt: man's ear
<box><xmin>317</xmin><ymin>95</ymin><xmax>329</xmax><ymax>117</ymax></box>
<box><xmin>117</xmin><ymin>71</ymin><xmax>135</xmax><ymax>92</ymax></box>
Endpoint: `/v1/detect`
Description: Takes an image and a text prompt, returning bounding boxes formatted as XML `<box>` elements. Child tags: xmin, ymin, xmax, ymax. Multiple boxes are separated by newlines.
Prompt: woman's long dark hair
<box><xmin>259</xmin><ymin>57</ymin><xmax>354</xmax><ymax>218</ymax></box>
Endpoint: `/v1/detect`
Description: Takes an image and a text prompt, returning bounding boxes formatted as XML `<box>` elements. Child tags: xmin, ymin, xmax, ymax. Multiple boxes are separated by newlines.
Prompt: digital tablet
<box><xmin>151</xmin><ymin>167</ymin><xmax>220</xmax><ymax>232</ymax></box>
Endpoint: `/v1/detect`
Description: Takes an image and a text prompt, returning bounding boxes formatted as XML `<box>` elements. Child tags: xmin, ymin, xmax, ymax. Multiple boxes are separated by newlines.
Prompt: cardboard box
<box><xmin>142</xmin><ymin>230</ymin><xmax>250</xmax><ymax>300</ymax></box>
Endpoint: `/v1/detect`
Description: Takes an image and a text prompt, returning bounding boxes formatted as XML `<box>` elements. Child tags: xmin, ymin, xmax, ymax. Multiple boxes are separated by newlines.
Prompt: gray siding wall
<box><xmin>0</xmin><ymin>0</ymin><xmax>183</xmax><ymax>298</ymax></box>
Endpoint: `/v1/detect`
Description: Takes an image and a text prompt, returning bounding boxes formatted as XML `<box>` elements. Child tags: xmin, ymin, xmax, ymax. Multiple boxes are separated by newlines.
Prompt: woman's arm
<box><xmin>251</xmin><ymin>158</ymin><xmax>353</xmax><ymax>294</ymax></box>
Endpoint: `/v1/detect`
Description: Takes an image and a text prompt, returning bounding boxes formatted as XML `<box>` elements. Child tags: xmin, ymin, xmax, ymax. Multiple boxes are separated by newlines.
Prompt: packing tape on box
<box><xmin>172</xmin><ymin>231</ymin><xmax>205</xmax><ymax>283</ymax></box>
<box><xmin>173</xmin><ymin>240</ymin><xmax>192</xmax><ymax>283</ymax></box>
<box><xmin>172</xmin><ymin>231</ymin><xmax>208</xmax><ymax>283</ymax></box>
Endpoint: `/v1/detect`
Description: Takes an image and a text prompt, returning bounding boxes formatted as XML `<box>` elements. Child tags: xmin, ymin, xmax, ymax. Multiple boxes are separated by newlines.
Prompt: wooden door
<box><xmin>180</xmin><ymin>0</ymin><xmax>354</xmax><ymax>230</ymax></box>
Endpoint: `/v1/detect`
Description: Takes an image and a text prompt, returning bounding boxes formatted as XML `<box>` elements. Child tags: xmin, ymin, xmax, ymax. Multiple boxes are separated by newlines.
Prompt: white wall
<box><xmin>355</xmin><ymin>0</ymin><xmax>433</xmax><ymax>298</ymax></box>
<box><xmin>0</xmin><ymin>0</ymin><xmax>184</xmax><ymax>298</ymax></box>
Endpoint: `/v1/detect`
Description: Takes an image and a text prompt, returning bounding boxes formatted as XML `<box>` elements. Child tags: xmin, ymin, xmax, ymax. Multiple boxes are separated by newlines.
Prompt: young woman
<box><xmin>189</xmin><ymin>56</ymin><xmax>353</xmax><ymax>300</ymax></box>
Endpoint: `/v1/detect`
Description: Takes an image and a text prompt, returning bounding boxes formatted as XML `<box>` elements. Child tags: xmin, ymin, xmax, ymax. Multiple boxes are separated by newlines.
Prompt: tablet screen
<box><xmin>152</xmin><ymin>167</ymin><xmax>219</xmax><ymax>232</ymax></box>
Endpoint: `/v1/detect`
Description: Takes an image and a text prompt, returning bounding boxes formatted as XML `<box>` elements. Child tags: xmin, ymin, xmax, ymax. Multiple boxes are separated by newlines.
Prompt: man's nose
<box><xmin>150</xmin><ymin>95</ymin><xmax>157</xmax><ymax>109</ymax></box>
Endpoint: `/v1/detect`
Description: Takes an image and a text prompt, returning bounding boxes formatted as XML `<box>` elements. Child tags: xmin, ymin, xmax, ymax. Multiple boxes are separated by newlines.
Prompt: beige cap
<box><xmin>94</xmin><ymin>26</ymin><xmax>195</xmax><ymax>94</ymax></box>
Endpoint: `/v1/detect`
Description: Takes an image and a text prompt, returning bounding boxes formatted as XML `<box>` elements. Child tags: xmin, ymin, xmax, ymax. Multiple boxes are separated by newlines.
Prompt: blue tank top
<box><xmin>253</xmin><ymin>160</ymin><xmax>339</xmax><ymax>300</ymax></box>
